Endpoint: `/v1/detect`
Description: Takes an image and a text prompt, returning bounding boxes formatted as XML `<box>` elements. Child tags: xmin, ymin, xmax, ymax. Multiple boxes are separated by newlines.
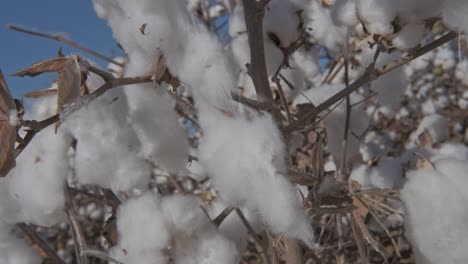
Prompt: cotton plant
<box><xmin>1</xmin><ymin>0</ymin><xmax>468</xmax><ymax>263</ymax></box>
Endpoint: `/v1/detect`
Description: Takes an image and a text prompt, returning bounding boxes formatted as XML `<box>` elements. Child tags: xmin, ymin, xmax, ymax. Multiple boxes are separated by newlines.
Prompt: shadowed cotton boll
<box><xmin>294</xmin><ymin>84</ymin><xmax>368</xmax><ymax>164</ymax></box>
<box><xmin>64</xmin><ymin>97</ymin><xmax>151</xmax><ymax>192</ymax></box>
<box><xmin>402</xmin><ymin>159</ymin><xmax>468</xmax><ymax>263</ymax></box>
<box><xmin>0</xmin><ymin>221</ymin><xmax>41</xmax><ymax>263</ymax></box>
<box><xmin>199</xmin><ymin>112</ymin><xmax>315</xmax><ymax>246</ymax></box>
<box><xmin>8</xmin><ymin>127</ymin><xmax>71</xmax><ymax>226</ymax></box>
<box><xmin>264</xmin><ymin>0</ymin><xmax>301</xmax><ymax>48</ymax></box>
<box><xmin>110</xmin><ymin>193</ymin><xmax>170</xmax><ymax>264</ymax></box>
<box><xmin>350</xmin><ymin>157</ymin><xmax>404</xmax><ymax>189</ymax></box>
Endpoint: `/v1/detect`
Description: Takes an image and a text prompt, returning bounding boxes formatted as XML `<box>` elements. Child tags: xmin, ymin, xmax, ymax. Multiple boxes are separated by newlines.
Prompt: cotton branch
<box><xmin>284</xmin><ymin>31</ymin><xmax>458</xmax><ymax>134</ymax></box>
<box><xmin>6</xmin><ymin>24</ymin><xmax>124</xmax><ymax>67</ymax></box>
<box><xmin>16</xmin><ymin>75</ymin><xmax>153</xmax><ymax>157</ymax></box>
<box><xmin>241</xmin><ymin>0</ymin><xmax>274</xmax><ymax>102</ymax></box>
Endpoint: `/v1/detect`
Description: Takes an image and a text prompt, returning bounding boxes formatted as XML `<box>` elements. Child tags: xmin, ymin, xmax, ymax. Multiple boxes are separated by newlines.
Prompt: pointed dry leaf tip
<box><xmin>0</xmin><ymin>70</ymin><xmax>17</xmax><ymax>177</ymax></box>
<box><xmin>153</xmin><ymin>54</ymin><xmax>167</xmax><ymax>82</ymax></box>
<box><xmin>55</xmin><ymin>55</ymin><xmax>85</xmax><ymax>131</ymax></box>
<box><xmin>12</xmin><ymin>57</ymin><xmax>69</xmax><ymax>77</ymax></box>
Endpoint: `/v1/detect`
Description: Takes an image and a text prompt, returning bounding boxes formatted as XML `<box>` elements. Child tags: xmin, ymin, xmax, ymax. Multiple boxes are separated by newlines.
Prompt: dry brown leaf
<box><xmin>418</xmin><ymin>129</ymin><xmax>433</xmax><ymax>149</ymax></box>
<box><xmin>12</xmin><ymin>57</ymin><xmax>68</xmax><ymax>77</ymax></box>
<box><xmin>153</xmin><ymin>55</ymin><xmax>168</xmax><ymax>82</ymax></box>
<box><xmin>415</xmin><ymin>152</ymin><xmax>434</xmax><ymax>170</ymax></box>
<box><xmin>57</xmin><ymin>56</ymin><xmax>81</xmax><ymax>113</ymax></box>
<box><xmin>0</xmin><ymin>70</ymin><xmax>17</xmax><ymax>177</ymax></box>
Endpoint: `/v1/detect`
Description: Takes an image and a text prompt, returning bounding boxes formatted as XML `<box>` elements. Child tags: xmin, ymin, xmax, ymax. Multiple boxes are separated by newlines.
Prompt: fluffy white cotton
<box><xmin>161</xmin><ymin>194</ymin><xmax>209</xmax><ymax>235</ymax></box>
<box><xmin>264</xmin><ymin>0</ymin><xmax>301</xmax><ymax>47</ymax></box>
<box><xmin>331</xmin><ymin>0</ymin><xmax>358</xmax><ymax>27</ymax></box>
<box><xmin>393</xmin><ymin>23</ymin><xmax>426</xmax><ymax>50</ymax></box>
<box><xmin>93</xmin><ymin>0</ymin><xmax>190</xmax><ymax>174</ymax></box>
<box><xmin>0</xmin><ymin>221</ymin><xmax>41</xmax><ymax>263</ymax></box>
<box><xmin>292</xmin><ymin>48</ymin><xmax>320</xmax><ymax>82</ymax></box>
<box><xmin>442</xmin><ymin>0</ymin><xmax>468</xmax><ymax>34</ymax></box>
<box><xmin>228</xmin><ymin>4</ymin><xmax>246</xmax><ymax>37</ymax></box>
<box><xmin>64</xmin><ymin>96</ymin><xmax>151</xmax><ymax>192</ymax></box>
<box><xmin>357</xmin><ymin>0</ymin><xmax>396</xmax><ymax>35</ymax></box>
<box><xmin>402</xmin><ymin>159</ymin><xmax>468</xmax><ymax>264</ymax></box>
<box><xmin>125</xmin><ymin>84</ymin><xmax>189</xmax><ymax>173</ymax></box>
<box><xmin>8</xmin><ymin>127</ymin><xmax>71</xmax><ymax>226</ymax></box>
<box><xmin>110</xmin><ymin>193</ymin><xmax>170</xmax><ymax>263</ymax></box>
<box><xmin>304</xmin><ymin>1</ymin><xmax>346</xmax><ymax>53</ymax></box>
<box><xmin>350</xmin><ymin>157</ymin><xmax>404</xmax><ymax>189</ymax></box>
<box><xmin>166</xmin><ymin>26</ymin><xmax>237</xmax><ymax>110</ymax></box>
<box><xmin>199</xmin><ymin>112</ymin><xmax>314</xmax><ymax>246</ymax></box>
<box><xmin>294</xmin><ymin>84</ymin><xmax>369</xmax><ymax>164</ymax></box>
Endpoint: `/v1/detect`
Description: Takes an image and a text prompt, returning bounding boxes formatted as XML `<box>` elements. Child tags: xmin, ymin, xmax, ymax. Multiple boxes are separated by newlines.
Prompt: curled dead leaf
<box><xmin>0</xmin><ymin>70</ymin><xmax>18</xmax><ymax>177</ymax></box>
<box><xmin>12</xmin><ymin>57</ymin><xmax>68</xmax><ymax>77</ymax></box>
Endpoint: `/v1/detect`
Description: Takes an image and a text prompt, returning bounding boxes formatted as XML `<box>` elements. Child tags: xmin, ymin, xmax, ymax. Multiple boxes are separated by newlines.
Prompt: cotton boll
<box><xmin>173</xmin><ymin>229</ymin><xmax>240</xmax><ymax>264</ymax></box>
<box><xmin>292</xmin><ymin>48</ymin><xmax>320</xmax><ymax>82</ymax></box>
<box><xmin>199</xmin><ymin>112</ymin><xmax>314</xmax><ymax>245</ymax></box>
<box><xmin>402</xmin><ymin>159</ymin><xmax>468</xmax><ymax>264</ymax></box>
<box><xmin>64</xmin><ymin>96</ymin><xmax>151</xmax><ymax>192</ymax></box>
<box><xmin>294</xmin><ymin>84</ymin><xmax>369</xmax><ymax>164</ymax></box>
<box><xmin>442</xmin><ymin>0</ymin><xmax>468</xmax><ymax>34</ymax></box>
<box><xmin>350</xmin><ymin>157</ymin><xmax>404</xmax><ymax>189</ymax></box>
<box><xmin>229</xmin><ymin>4</ymin><xmax>246</xmax><ymax>37</ymax></box>
<box><xmin>357</xmin><ymin>0</ymin><xmax>396</xmax><ymax>36</ymax></box>
<box><xmin>111</xmin><ymin>193</ymin><xmax>169</xmax><ymax>262</ymax></box>
<box><xmin>431</xmin><ymin>142</ymin><xmax>468</xmax><ymax>162</ymax></box>
<box><xmin>0</xmin><ymin>221</ymin><xmax>41</xmax><ymax>264</ymax></box>
<box><xmin>126</xmin><ymin>84</ymin><xmax>189</xmax><ymax>174</ymax></box>
<box><xmin>393</xmin><ymin>23</ymin><xmax>426</xmax><ymax>50</ymax></box>
<box><xmin>331</xmin><ymin>0</ymin><xmax>358</xmax><ymax>28</ymax></box>
<box><xmin>410</xmin><ymin>114</ymin><xmax>449</xmax><ymax>146</ymax></box>
<box><xmin>161</xmin><ymin>195</ymin><xmax>209</xmax><ymax>235</ymax></box>
<box><xmin>8</xmin><ymin>127</ymin><xmax>71</xmax><ymax>226</ymax></box>
<box><xmin>264</xmin><ymin>0</ymin><xmax>301</xmax><ymax>47</ymax></box>
<box><xmin>24</xmin><ymin>91</ymin><xmax>57</xmax><ymax>121</ymax></box>
<box><xmin>166</xmin><ymin>27</ymin><xmax>237</xmax><ymax>110</ymax></box>
<box><xmin>305</xmin><ymin>1</ymin><xmax>346</xmax><ymax>53</ymax></box>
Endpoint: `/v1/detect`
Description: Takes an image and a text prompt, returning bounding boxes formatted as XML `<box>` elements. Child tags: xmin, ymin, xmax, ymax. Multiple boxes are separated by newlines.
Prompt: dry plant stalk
<box><xmin>0</xmin><ymin>70</ymin><xmax>17</xmax><ymax>177</ymax></box>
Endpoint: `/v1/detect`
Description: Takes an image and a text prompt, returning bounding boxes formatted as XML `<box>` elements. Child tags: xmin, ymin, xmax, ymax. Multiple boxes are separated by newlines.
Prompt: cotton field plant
<box><xmin>0</xmin><ymin>0</ymin><xmax>467</xmax><ymax>263</ymax></box>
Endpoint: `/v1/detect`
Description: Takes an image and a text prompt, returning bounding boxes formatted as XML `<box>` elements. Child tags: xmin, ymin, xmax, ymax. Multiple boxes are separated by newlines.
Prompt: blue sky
<box><xmin>0</xmin><ymin>0</ymin><xmax>121</xmax><ymax>98</ymax></box>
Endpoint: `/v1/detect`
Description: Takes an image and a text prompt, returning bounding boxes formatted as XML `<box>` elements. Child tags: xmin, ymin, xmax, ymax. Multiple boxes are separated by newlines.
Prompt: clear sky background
<box><xmin>0</xmin><ymin>0</ymin><xmax>122</xmax><ymax>98</ymax></box>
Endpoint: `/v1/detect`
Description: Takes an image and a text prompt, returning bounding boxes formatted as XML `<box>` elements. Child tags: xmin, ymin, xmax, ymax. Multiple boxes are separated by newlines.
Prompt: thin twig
<box><xmin>6</xmin><ymin>24</ymin><xmax>124</xmax><ymax>67</ymax></box>
<box><xmin>17</xmin><ymin>223</ymin><xmax>66</xmax><ymax>264</ymax></box>
<box><xmin>82</xmin><ymin>249</ymin><xmax>125</xmax><ymax>264</ymax></box>
<box><xmin>338</xmin><ymin>41</ymin><xmax>351</xmax><ymax>184</ymax></box>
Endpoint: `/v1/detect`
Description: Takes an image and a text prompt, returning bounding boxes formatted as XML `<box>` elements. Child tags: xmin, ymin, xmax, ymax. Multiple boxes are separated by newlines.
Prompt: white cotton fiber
<box><xmin>199</xmin><ymin>112</ymin><xmax>314</xmax><ymax>246</ymax></box>
<box><xmin>402</xmin><ymin>159</ymin><xmax>468</xmax><ymax>264</ymax></box>
<box><xmin>161</xmin><ymin>194</ymin><xmax>209</xmax><ymax>236</ymax></box>
<box><xmin>304</xmin><ymin>1</ymin><xmax>346</xmax><ymax>53</ymax></box>
<box><xmin>331</xmin><ymin>0</ymin><xmax>358</xmax><ymax>28</ymax></box>
<box><xmin>125</xmin><ymin>84</ymin><xmax>189</xmax><ymax>174</ymax></box>
<box><xmin>350</xmin><ymin>157</ymin><xmax>404</xmax><ymax>189</ymax></box>
<box><xmin>264</xmin><ymin>0</ymin><xmax>301</xmax><ymax>47</ymax></box>
<box><xmin>8</xmin><ymin>127</ymin><xmax>71</xmax><ymax>226</ymax></box>
<box><xmin>229</xmin><ymin>4</ymin><xmax>246</xmax><ymax>37</ymax></box>
<box><xmin>393</xmin><ymin>23</ymin><xmax>426</xmax><ymax>50</ymax></box>
<box><xmin>110</xmin><ymin>193</ymin><xmax>169</xmax><ymax>263</ymax></box>
<box><xmin>357</xmin><ymin>0</ymin><xmax>396</xmax><ymax>36</ymax></box>
<box><xmin>442</xmin><ymin>0</ymin><xmax>468</xmax><ymax>34</ymax></box>
<box><xmin>64</xmin><ymin>96</ymin><xmax>151</xmax><ymax>192</ymax></box>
